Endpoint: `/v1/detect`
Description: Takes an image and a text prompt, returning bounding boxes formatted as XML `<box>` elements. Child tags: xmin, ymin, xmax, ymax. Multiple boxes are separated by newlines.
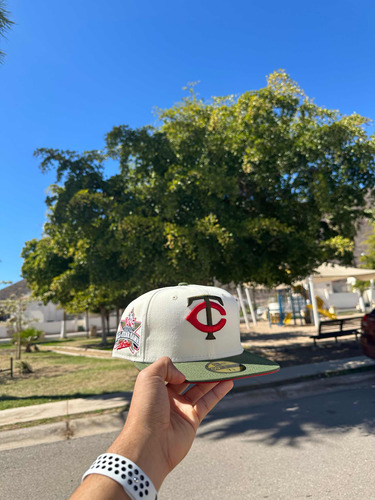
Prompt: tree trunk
<box><xmin>106</xmin><ymin>311</ymin><xmax>110</xmax><ymax>336</ymax></box>
<box><xmin>116</xmin><ymin>305</ymin><xmax>120</xmax><ymax>328</ymax></box>
<box><xmin>60</xmin><ymin>311</ymin><xmax>67</xmax><ymax>339</ymax></box>
<box><xmin>16</xmin><ymin>329</ymin><xmax>21</xmax><ymax>360</ymax></box>
<box><xmin>85</xmin><ymin>310</ymin><xmax>90</xmax><ymax>338</ymax></box>
<box><xmin>100</xmin><ymin>307</ymin><xmax>107</xmax><ymax>346</ymax></box>
<box><xmin>16</xmin><ymin>302</ymin><xmax>22</xmax><ymax>359</ymax></box>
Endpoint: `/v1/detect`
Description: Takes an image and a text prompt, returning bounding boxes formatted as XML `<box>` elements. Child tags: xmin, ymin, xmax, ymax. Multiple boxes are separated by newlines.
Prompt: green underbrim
<box><xmin>134</xmin><ymin>350</ymin><xmax>280</xmax><ymax>383</ymax></box>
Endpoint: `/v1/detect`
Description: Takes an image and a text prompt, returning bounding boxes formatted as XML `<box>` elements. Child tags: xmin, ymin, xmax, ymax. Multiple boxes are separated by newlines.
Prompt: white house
<box><xmin>0</xmin><ymin>280</ymin><xmax>118</xmax><ymax>339</ymax></box>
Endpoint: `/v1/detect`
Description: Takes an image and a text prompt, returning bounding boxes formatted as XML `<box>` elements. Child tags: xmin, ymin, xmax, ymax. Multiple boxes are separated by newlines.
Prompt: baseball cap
<box><xmin>112</xmin><ymin>283</ymin><xmax>280</xmax><ymax>383</ymax></box>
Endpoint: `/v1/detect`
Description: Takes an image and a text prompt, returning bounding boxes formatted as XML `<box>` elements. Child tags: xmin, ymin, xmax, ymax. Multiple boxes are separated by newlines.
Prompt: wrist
<box><xmin>82</xmin><ymin>453</ymin><xmax>157</xmax><ymax>500</ymax></box>
<box><xmin>71</xmin><ymin>473</ymin><xmax>130</xmax><ymax>500</ymax></box>
<box><xmin>107</xmin><ymin>427</ymin><xmax>168</xmax><ymax>491</ymax></box>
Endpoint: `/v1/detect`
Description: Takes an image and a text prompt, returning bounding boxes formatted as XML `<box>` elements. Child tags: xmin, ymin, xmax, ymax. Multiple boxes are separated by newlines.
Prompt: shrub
<box><xmin>16</xmin><ymin>360</ymin><xmax>33</xmax><ymax>374</ymax></box>
<box><xmin>12</xmin><ymin>328</ymin><xmax>43</xmax><ymax>353</ymax></box>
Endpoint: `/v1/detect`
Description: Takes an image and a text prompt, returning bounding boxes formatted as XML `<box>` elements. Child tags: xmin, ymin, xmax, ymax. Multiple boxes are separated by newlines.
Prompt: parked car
<box><xmin>360</xmin><ymin>309</ymin><xmax>375</xmax><ymax>359</ymax></box>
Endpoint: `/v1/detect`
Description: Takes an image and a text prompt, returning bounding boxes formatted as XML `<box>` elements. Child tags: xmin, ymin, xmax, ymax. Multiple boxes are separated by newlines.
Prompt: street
<box><xmin>1</xmin><ymin>373</ymin><xmax>375</xmax><ymax>500</ymax></box>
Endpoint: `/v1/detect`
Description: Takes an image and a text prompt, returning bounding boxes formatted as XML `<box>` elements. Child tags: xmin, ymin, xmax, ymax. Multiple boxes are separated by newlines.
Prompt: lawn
<box><xmin>0</xmin><ymin>347</ymin><xmax>138</xmax><ymax>411</ymax></box>
<box><xmin>41</xmin><ymin>336</ymin><xmax>116</xmax><ymax>350</ymax></box>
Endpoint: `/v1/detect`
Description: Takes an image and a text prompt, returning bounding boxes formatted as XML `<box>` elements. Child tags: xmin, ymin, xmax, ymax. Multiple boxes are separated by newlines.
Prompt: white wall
<box><xmin>27</xmin><ymin>314</ymin><xmax>119</xmax><ymax>335</ymax></box>
<box><xmin>326</xmin><ymin>292</ymin><xmax>359</xmax><ymax>309</ymax></box>
<box><xmin>0</xmin><ymin>324</ymin><xmax>10</xmax><ymax>338</ymax></box>
<box><xmin>312</xmin><ymin>281</ymin><xmax>360</xmax><ymax>310</ymax></box>
<box><xmin>0</xmin><ymin>300</ymin><xmax>121</xmax><ymax>338</ymax></box>
<box><xmin>24</xmin><ymin>300</ymin><xmax>64</xmax><ymax>323</ymax></box>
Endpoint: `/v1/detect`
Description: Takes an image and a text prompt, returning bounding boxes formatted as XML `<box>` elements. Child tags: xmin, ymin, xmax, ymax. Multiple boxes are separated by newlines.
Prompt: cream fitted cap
<box><xmin>112</xmin><ymin>283</ymin><xmax>279</xmax><ymax>382</ymax></box>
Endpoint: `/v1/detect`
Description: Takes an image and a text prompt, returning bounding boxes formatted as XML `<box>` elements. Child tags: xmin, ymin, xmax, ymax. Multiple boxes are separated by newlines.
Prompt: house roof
<box><xmin>0</xmin><ymin>280</ymin><xmax>30</xmax><ymax>300</ymax></box>
<box><xmin>312</xmin><ymin>263</ymin><xmax>375</xmax><ymax>283</ymax></box>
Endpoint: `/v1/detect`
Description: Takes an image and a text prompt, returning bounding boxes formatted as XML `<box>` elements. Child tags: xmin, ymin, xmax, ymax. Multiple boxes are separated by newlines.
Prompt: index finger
<box><xmin>194</xmin><ymin>380</ymin><xmax>233</xmax><ymax>423</ymax></box>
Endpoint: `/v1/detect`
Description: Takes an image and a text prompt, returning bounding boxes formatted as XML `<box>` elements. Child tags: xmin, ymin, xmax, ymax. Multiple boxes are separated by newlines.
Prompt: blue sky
<box><xmin>1</xmin><ymin>0</ymin><xmax>375</xmax><ymax>286</ymax></box>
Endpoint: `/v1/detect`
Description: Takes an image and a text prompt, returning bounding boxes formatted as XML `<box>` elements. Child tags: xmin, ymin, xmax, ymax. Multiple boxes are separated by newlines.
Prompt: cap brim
<box><xmin>134</xmin><ymin>350</ymin><xmax>280</xmax><ymax>383</ymax></box>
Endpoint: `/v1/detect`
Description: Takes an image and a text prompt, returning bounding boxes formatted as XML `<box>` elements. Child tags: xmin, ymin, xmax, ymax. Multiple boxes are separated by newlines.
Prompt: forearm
<box><xmin>69</xmin><ymin>425</ymin><xmax>165</xmax><ymax>500</ymax></box>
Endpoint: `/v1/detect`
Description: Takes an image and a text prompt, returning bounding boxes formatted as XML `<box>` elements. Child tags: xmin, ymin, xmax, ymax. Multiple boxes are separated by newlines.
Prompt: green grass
<box><xmin>0</xmin><ymin>342</ymin><xmax>12</xmax><ymax>349</ymax></box>
<box><xmin>0</xmin><ymin>349</ymin><xmax>138</xmax><ymax>411</ymax></box>
<box><xmin>41</xmin><ymin>336</ymin><xmax>116</xmax><ymax>350</ymax></box>
<box><xmin>1</xmin><ymin>333</ymin><xmax>117</xmax><ymax>350</ymax></box>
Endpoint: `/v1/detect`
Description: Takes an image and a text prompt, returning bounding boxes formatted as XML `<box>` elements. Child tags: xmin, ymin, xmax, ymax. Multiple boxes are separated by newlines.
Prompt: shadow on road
<box><xmin>199</xmin><ymin>376</ymin><xmax>375</xmax><ymax>447</ymax></box>
<box><xmin>248</xmin><ymin>339</ymin><xmax>364</xmax><ymax>367</ymax></box>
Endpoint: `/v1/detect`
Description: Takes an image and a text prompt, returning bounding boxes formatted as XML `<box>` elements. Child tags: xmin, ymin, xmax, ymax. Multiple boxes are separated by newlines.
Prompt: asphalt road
<box><xmin>1</xmin><ymin>374</ymin><xmax>375</xmax><ymax>500</ymax></box>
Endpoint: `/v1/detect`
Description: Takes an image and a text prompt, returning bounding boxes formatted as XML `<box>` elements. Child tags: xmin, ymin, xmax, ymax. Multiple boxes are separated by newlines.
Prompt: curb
<box><xmin>0</xmin><ymin>411</ymin><xmax>127</xmax><ymax>451</ymax></box>
<box><xmin>1</xmin><ymin>356</ymin><xmax>375</xmax><ymax>451</ymax></box>
<box><xmin>2</xmin><ymin>367</ymin><xmax>375</xmax><ymax>452</ymax></box>
<box><xmin>0</xmin><ymin>392</ymin><xmax>132</xmax><ymax>427</ymax></box>
<box><xmin>233</xmin><ymin>355</ymin><xmax>375</xmax><ymax>391</ymax></box>
<box><xmin>233</xmin><ymin>360</ymin><xmax>375</xmax><ymax>393</ymax></box>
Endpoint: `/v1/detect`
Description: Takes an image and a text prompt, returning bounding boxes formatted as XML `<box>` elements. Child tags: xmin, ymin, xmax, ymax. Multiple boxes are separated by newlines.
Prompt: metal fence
<box><xmin>237</xmin><ymin>285</ymin><xmax>312</xmax><ymax>327</ymax></box>
<box><xmin>0</xmin><ymin>356</ymin><xmax>13</xmax><ymax>378</ymax></box>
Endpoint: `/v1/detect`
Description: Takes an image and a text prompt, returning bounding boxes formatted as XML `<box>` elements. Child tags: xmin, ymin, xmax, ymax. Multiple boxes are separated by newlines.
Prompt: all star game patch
<box><xmin>205</xmin><ymin>361</ymin><xmax>246</xmax><ymax>374</ymax></box>
<box><xmin>114</xmin><ymin>308</ymin><xmax>142</xmax><ymax>354</ymax></box>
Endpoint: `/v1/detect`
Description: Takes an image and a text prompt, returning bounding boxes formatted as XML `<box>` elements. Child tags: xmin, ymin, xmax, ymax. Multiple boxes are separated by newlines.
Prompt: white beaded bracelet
<box><xmin>82</xmin><ymin>453</ymin><xmax>158</xmax><ymax>500</ymax></box>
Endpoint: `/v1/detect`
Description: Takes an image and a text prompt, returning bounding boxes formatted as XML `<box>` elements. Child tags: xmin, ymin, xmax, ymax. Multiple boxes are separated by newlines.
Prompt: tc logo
<box><xmin>185</xmin><ymin>295</ymin><xmax>227</xmax><ymax>340</ymax></box>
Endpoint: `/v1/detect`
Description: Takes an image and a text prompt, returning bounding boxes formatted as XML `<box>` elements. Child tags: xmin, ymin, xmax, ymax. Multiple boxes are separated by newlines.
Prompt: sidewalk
<box><xmin>235</xmin><ymin>354</ymin><xmax>375</xmax><ymax>389</ymax></box>
<box><xmin>0</xmin><ymin>392</ymin><xmax>132</xmax><ymax>427</ymax></box>
<box><xmin>1</xmin><ymin>354</ymin><xmax>374</xmax><ymax>429</ymax></box>
<box><xmin>2</xmin><ymin>320</ymin><xmax>375</xmax><ymax>452</ymax></box>
<box><xmin>1</xmin><ymin>353</ymin><xmax>375</xmax><ymax>452</ymax></box>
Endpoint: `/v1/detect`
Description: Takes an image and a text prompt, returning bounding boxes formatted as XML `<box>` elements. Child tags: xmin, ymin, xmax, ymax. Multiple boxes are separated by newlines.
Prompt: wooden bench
<box><xmin>310</xmin><ymin>316</ymin><xmax>362</xmax><ymax>346</ymax></box>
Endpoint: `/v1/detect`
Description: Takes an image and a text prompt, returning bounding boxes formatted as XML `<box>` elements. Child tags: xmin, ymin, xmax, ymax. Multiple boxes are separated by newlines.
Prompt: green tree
<box><xmin>0</xmin><ymin>0</ymin><xmax>13</xmax><ymax>63</ymax></box>
<box><xmin>22</xmin><ymin>150</ymin><xmax>131</xmax><ymax>345</ymax></box>
<box><xmin>22</xmin><ymin>70</ymin><xmax>375</xmax><ymax>320</ymax></box>
<box><xmin>360</xmin><ymin>222</ymin><xmax>375</xmax><ymax>270</ymax></box>
<box><xmin>105</xmin><ymin>71</ymin><xmax>375</xmax><ymax>286</ymax></box>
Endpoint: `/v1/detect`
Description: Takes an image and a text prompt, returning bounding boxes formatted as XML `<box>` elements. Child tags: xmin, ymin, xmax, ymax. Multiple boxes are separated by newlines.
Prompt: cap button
<box><xmin>178</xmin><ymin>282</ymin><xmax>188</xmax><ymax>286</ymax></box>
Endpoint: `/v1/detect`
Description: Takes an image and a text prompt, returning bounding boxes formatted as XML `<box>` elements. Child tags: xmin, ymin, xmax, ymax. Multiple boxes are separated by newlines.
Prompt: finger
<box><xmin>194</xmin><ymin>380</ymin><xmax>233</xmax><ymax>423</ymax></box>
<box><xmin>167</xmin><ymin>381</ymin><xmax>190</xmax><ymax>395</ymax></box>
<box><xmin>141</xmin><ymin>356</ymin><xmax>186</xmax><ymax>385</ymax></box>
<box><xmin>182</xmin><ymin>382</ymin><xmax>220</xmax><ymax>406</ymax></box>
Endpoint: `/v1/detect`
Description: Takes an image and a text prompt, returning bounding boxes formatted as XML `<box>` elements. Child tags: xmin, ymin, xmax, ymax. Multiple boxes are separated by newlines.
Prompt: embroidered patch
<box><xmin>114</xmin><ymin>308</ymin><xmax>142</xmax><ymax>354</ymax></box>
<box><xmin>185</xmin><ymin>295</ymin><xmax>226</xmax><ymax>340</ymax></box>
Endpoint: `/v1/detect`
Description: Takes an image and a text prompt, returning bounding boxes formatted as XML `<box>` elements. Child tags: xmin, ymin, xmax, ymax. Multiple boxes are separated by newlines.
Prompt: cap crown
<box><xmin>113</xmin><ymin>284</ymin><xmax>243</xmax><ymax>363</ymax></box>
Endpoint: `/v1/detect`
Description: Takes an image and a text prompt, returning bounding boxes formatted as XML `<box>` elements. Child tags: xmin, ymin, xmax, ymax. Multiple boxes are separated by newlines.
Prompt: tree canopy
<box><xmin>104</xmin><ymin>71</ymin><xmax>375</xmax><ymax>285</ymax></box>
<box><xmin>21</xmin><ymin>151</ymin><xmax>133</xmax><ymax>343</ymax></box>
<box><xmin>22</xmin><ymin>71</ymin><xmax>375</xmax><ymax>316</ymax></box>
<box><xmin>0</xmin><ymin>0</ymin><xmax>13</xmax><ymax>63</ymax></box>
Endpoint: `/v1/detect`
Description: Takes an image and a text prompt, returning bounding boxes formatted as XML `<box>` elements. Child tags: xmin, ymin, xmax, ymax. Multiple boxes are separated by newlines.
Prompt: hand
<box><xmin>70</xmin><ymin>356</ymin><xmax>233</xmax><ymax>499</ymax></box>
<box><xmin>107</xmin><ymin>356</ymin><xmax>233</xmax><ymax>490</ymax></box>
